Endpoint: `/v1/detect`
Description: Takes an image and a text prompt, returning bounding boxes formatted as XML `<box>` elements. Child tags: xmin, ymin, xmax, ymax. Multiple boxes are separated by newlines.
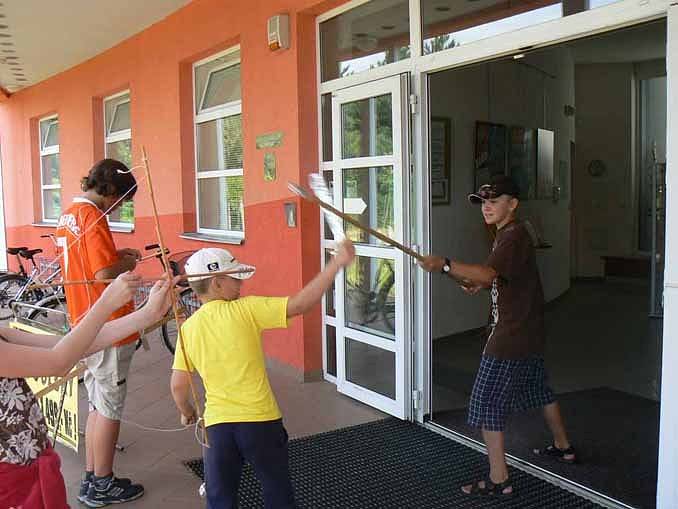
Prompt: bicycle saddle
<box><xmin>6</xmin><ymin>247</ymin><xmax>28</xmax><ymax>255</ymax></box>
<box><xmin>20</xmin><ymin>248</ymin><xmax>43</xmax><ymax>258</ymax></box>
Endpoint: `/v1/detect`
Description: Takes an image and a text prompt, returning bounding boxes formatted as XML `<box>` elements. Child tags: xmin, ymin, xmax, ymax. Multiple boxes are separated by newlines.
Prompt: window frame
<box><xmin>103</xmin><ymin>90</ymin><xmax>133</xmax><ymax>229</ymax></box>
<box><xmin>192</xmin><ymin>46</ymin><xmax>244</xmax><ymax>238</ymax></box>
<box><xmin>38</xmin><ymin>115</ymin><xmax>61</xmax><ymax>223</ymax></box>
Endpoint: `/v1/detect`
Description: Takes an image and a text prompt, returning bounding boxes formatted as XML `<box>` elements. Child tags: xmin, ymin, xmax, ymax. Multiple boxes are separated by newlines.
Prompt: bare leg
<box><xmin>543</xmin><ymin>402</ymin><xmax>571</xmax><ymax>450</ymax></box>
<box><xmin>462</xmin><ymin>429</ymin><xmax>512</xmax><ymax>494</ymax></box>
<box><xmin>86</xmin><ymin>410</ymin><xmax>98</xmax><ymax>472</ymax></box>
<box><xmin>93</xmin><ymin>415</ymin><xmax>121</xmax><ymax>477</ymax></box>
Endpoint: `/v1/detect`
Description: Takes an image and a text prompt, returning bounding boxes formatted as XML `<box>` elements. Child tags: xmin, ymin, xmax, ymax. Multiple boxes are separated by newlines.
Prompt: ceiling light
<box><xmin>513</xmin><ymin>53</ymin><xmax>525</xmax><ymax>59</ymax></box>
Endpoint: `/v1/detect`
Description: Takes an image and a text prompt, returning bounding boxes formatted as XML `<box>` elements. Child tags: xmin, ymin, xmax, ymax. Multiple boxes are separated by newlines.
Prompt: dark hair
<box><xmin>80</xmin><ymin>159</ymin><xmax>137</xmax><ymax>199</ymax></box>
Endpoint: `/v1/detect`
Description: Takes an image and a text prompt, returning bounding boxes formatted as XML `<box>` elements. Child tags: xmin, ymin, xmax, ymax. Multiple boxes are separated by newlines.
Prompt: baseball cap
<box><xmin>468</xmin><ymin>175</ymin><xmax>520</xmax><ymax>204</ymax></box>
<box><xmin>184</xmin><ymin>248</ymin><xmax>255</xmax><ymax>281</ymax></box>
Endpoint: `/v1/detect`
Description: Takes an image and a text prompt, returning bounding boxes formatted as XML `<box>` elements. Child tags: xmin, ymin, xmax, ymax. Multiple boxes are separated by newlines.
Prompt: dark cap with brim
<box><xmin>468</xmin><ymin>175</ymin><xmax>520</xmax><ymax>204</ymax></box>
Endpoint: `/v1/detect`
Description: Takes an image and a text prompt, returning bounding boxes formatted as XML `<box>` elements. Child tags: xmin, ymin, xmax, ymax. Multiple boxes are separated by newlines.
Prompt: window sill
<box><xmin>110</xmin><ymin>225</ymin><xmax>135</xmax><ymax>234</ymax></box>
<box><xmin>31</xmin><ymin>222</ymin><xmax>57</xmax><ymax>228</ymax></box>
<box><xmin>180</xmin><ymin>232</ymin><xmax>244</xmax><ymax>245</ymax></box>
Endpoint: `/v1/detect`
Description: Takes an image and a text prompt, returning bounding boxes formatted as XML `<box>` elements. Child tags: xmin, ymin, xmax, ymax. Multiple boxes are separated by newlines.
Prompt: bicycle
<box><xmin>22</xmin><ymin>244</ymin><xmax>201</xmax><ymax>354</ymax></box>
<box><xmin>345</xmin><ymin>257</ymin><xmax>396</xmax><ymax>335</ymax></box>
<box><xmin>0</xmin><ymin>235</ymin><xmax>64</xmax><ymax>321</ymax></box>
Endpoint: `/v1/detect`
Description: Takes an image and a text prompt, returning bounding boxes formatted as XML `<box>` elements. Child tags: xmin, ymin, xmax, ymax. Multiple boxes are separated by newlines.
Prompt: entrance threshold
<box><xmin>424</xmin><ymin>421</ymin><xmax>638</xmax><ymax>509</ymax></box>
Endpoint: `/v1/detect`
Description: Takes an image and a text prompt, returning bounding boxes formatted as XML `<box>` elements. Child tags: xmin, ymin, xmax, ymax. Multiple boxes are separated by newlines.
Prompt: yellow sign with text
<box><xmin>9</xmin><ymin>321</ymin><xmax>79</xmax><ymax>451</ymax></box>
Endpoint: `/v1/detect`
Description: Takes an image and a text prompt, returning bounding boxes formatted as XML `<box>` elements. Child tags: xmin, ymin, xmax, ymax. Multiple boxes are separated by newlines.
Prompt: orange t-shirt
<box><xmin>55</xmin><ymin>198</ymin><xmax>138</xmax><ymax>346</ymax></box>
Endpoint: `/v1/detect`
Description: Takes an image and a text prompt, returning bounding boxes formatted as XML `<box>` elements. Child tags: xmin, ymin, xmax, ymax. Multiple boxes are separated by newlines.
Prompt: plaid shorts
<box><xmin>467</xmin><ymin>354</ymin><xmax>555</xmax><ymax>432</ymax></box>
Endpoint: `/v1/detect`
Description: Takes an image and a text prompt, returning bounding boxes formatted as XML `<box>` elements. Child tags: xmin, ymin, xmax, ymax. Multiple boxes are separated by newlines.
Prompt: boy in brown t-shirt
<box><xmin>420</xmin><ymin>175</ymin><xmax>575</xmax><ymax>497</ymax></box>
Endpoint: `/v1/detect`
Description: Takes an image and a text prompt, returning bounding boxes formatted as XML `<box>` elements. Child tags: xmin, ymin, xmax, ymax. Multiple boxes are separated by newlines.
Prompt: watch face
<box><xmin>443</xmin><ymin>265</ymin><xmax>450</xmax><ymax>272</ymax></box>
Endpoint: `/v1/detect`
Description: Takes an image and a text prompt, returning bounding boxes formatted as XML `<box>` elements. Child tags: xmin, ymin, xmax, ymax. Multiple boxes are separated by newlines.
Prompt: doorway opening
<box><xmin>428</xmin><ymin>20</ymin><xmax>666</xmax><ymax>508</ymax></box>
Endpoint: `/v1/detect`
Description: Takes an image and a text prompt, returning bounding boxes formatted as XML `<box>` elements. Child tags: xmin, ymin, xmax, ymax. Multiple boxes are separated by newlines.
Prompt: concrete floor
<box><xmin>49</xmin><ymin>329</ymin><xmax>384</xmax><ymax>508</ymax></box>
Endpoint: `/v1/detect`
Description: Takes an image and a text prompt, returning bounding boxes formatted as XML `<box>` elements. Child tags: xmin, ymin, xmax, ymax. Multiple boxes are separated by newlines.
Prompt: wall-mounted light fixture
<box><xmin>284</xmin><ymin>202</ymin><xmax>297</xmax><ymax>227</ymax></box>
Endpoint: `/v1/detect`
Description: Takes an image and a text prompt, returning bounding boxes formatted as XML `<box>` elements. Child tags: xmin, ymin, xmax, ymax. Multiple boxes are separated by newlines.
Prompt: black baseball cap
<box><xmin>468</xmin><ymin>175</ymin><xmax>520</xmax><ymax>204</ymax></box>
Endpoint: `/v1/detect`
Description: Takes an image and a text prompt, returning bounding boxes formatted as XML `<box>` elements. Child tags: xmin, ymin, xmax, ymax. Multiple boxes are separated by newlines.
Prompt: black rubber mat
<box><xmin>183</xmin><ymin>418</ymin><xmax>602</xmax><ymax>508</ymax></box>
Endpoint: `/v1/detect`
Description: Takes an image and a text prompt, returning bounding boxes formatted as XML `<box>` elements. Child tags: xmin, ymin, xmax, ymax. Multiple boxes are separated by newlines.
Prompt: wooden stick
<box><xmin>288</xmin><ymin>181</ymin><xmax>425</xmax><ymax>262</ymax></box>
<box><xmin>142</xmin><ymin>147</ymin><xmax>207</xmax><ymax>446</ymax></box>
<box><xmin>35</xmin><ymin>364</ymin><xmax>87</xmax><ymax>398</ymax></box>
<box><xmin>32</xmin><ymin>313</ymin><xmax>180</xmax><ymax>397</ymax></box>
<box><xmin>26</xmin><ymin>267</ymin><xmax>255</xmax><ymax>290</ymax></box>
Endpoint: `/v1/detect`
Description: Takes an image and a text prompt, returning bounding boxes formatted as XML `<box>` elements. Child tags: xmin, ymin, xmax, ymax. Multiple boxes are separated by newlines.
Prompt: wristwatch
<box><xmin>441</xmin><ymin>258</ymin><xmax>451</xmax><ymax>274</ymax></box>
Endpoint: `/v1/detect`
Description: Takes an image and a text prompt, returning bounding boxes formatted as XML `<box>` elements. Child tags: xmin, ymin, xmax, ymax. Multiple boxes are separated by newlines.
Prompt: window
<box><xmin>38</xmin><ymin>116</ymin><xmax>61</xmax><ymax>222</ymax></box>
<box><xmin>193</xmin><ymin>48</ymin><xmax>244</xmax><ymax>237</ymax></box>
<box><xmin>104</xmin><ymin>91</ymin><xmax>134</xmax><ymax>226</ymax></box>
<box><xmin>320</xmin><ymin>0</ymin><xmax>410</xmax><ymax>82</ymax></box>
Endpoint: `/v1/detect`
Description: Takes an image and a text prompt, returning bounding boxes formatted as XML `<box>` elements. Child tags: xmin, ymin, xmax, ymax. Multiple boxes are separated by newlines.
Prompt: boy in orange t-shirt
<box><xmin>56</xmin><ymin>159</ymin><xmax>144</xmax><ymax>507</ymax></box>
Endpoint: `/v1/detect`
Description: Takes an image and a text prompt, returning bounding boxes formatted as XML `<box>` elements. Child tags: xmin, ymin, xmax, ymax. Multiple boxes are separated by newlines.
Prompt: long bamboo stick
<box><xmin>288</xmin><ymin>181</ymin><xmax>425</xmax><ymax>261</ymax></box>
<box><xmin>142</xmin><ymin>147</ymin><xmax>207</xmax><ymax>445</ymax></box>
<box><xmin>27</xmin><ymin>267</ymin><xmax>255</xmax><ymax>290</ymax></box>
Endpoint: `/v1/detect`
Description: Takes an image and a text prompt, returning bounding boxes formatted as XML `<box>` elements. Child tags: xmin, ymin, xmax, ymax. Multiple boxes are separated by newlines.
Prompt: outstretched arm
<box><xmin>286</xmin><ymin>240</ymin><xmax>355</xmax><ymax>318</ymax></box>
<box><xmin>0</xmin><ymin>273</ymin><xmax>143</xmax><ymax>378</ymax></box>
<box><xmin>419</xmin><ymin>255</ymin><xmax>497</xmax><ymax>289</ymax></box>
<box><xmin>2</xmin><ymin>277</ymin><xmax>174</xmax><ymax>353</ymax></box>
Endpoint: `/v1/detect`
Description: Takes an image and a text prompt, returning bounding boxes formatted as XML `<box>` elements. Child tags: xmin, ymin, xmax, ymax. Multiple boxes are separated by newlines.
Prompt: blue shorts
<box><xmin>203</xmin><ymin>419</ymin><xmax>296</xmax><ymax>509</ymax></box>
<box><xmin>467</xmin><ymin>355</ymin><xmax>555</xmax><ymax>432</ymax></box>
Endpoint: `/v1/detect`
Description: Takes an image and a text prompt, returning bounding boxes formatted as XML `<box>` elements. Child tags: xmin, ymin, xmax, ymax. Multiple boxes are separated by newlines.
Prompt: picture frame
<box><xmin>475</xmin><ymin>121</ymin><xmax>507</xmax><ymax>190</ymax></box>
<box><xmin>430</xmin><ymin>117</ymin><xmax>451</xmax><ymax>205</ymax></box>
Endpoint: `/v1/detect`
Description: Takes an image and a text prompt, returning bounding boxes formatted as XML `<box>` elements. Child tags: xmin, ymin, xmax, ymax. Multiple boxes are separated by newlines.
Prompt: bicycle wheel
<box><xmin>0</xmin><ymin>274</ymin><xmax>44</xmax><ymax>320</ymax></box>
<box><xmin>161</xmin><ymin>288</ymin><xmax>201</xmax><ymax>354</ymax></box>
<box><xmin>27</xmin><ymin>294</ymin><xmax>70</xmax><ymax>334</ymax></box>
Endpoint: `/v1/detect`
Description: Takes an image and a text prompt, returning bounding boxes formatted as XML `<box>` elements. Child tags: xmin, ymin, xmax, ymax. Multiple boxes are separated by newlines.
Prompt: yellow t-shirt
<box><xmin>172</xmin><ymin>296</ymin><xmax>288</xmax><ymax>426</ymax></box>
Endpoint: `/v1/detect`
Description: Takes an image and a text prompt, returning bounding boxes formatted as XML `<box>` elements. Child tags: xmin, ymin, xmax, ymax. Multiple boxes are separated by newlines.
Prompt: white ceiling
<box><xmin>0</xmin><ymin>0</ymin><xmax>192</xmax><ymax>94</ymax></box>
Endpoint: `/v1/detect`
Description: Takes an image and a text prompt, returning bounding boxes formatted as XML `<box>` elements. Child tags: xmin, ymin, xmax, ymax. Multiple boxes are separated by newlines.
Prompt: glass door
<box><xmin>323</xmin><ymin>75</ymin><xmax>408</xmax><ymax>418</ymax></box>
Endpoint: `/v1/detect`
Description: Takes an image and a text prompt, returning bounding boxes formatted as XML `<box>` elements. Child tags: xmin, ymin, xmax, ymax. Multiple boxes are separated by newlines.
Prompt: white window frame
<box><xmin>193</xmin><ymin>46</ymin><xmax>244</xmax><ymax>239</ymax></box>
<box><xmin>38</xmin><ymin>115</ymin><xmax>60</xmax><ymax>223</ymax></box>
<box><xmin>103</xmin><ymin>90</ymin><xmax>133</xmax><ymax>229</ymax></box>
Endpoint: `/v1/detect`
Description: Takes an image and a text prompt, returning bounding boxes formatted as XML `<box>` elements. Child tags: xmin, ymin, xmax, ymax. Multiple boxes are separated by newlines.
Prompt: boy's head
<box><xmin>81</xmin><ymin>158</ymin><xmax>137</xmax><ymax>212</ymax></box>
<box><xmin>468</xmin><ymin>175</ymin><xmax>519</xmax><ymax>227</ymax></box>
<box><xmin>184</xmin><ymin>248</ymin><xmax>255</xmax><ymax>302</ymax></box>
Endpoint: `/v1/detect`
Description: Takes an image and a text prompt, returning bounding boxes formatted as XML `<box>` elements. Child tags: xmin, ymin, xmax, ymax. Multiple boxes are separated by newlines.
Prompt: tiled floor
<box><xmin>51</xmin><ymin>329</ymin><xmax>384</xmax><ymax>508</ymax></box>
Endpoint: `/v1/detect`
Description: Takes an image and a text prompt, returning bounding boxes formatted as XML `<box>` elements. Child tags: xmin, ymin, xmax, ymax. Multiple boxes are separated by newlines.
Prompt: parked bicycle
<box><xmin>0</xmin><ymin>234</ymin><xmax>64</xmax><ymax>321</ymax></box>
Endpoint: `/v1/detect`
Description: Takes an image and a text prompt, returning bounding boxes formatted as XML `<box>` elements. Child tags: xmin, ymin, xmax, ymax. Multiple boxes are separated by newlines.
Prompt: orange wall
<box><xmin>0</xmin><ymin>0</ymin><xmax>343</xmax><ymax>375</ymax></box>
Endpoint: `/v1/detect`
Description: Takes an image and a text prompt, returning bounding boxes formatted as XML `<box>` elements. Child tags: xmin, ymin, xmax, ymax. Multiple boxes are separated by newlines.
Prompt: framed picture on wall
<box><xmin>430</xmin><ymin>116</ymin><xmax>451</xmax><ymax>205</ymax></box>
<box><xmin>508</xmin><ymin>126</ymin><xmax>536</xmax><ymax>200</ymax></box>
<box><xmin>475</xmin><ymin>121</ymin><xmax>507</xmax><ymax>190</ymax></box>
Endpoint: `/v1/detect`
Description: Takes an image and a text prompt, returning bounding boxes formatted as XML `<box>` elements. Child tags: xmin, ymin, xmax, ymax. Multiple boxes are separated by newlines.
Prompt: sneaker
<box><xmin>83</xmin><ymin>476</ymin><xmax>144</xmax><ymax>508</ymax></box>
<box><xmin>77</xmin><ymin>472</ymin><xmax>93</xmax><ymax>503</ymax></box>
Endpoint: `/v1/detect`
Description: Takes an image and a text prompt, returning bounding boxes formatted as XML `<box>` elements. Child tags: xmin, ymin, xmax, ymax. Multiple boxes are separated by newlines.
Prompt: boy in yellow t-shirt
<box><xmin>170</xmin><ymin>241</ymin><xmax>355</xmax><ymax>509</ymax></box>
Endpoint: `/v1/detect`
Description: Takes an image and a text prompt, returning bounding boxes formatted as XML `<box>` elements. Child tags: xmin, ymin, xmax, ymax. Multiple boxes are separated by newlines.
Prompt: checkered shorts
<box><xmin>467</xmin><ymin>355</ymin><xmax>555</xmax><ymax>432</ymax></box>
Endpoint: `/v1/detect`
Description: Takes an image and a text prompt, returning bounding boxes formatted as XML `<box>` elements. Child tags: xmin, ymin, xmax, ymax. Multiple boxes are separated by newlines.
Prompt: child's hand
<box><xmin>181</xmin><ymin>409</ymin><xmax>197</xmax><ymax>426</ymax></box>
<box><xmin>334</xmin><ymin>240</ymin><xmax>355</xmax><ymax>268</ymax></box>
<box><xmin>100</xmin><ymin>272</ymin><xmax>141</xmax><ymax>311</ymax></box>
<box><xmin>144</xmin><ymin>274</ymin><xmax>179</xmax><ymax>321</ymax></box>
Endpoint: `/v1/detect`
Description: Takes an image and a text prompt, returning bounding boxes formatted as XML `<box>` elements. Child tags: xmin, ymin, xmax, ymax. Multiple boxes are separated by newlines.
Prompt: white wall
<box><xmin>429</xmin><ymin>47</ymin><xmax>574</xmax><ymax>339</ymax></box>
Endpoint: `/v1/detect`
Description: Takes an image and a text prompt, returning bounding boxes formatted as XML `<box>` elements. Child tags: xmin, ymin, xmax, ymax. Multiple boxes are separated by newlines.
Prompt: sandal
<box><xmin>461</xmin><ymin>477</ymin><xmax>513</xmax><ymax>496</ymax></box>
<box><xmin>533</xmin><ymin>443</ymin><xmax>577</xmax><ymax>464</ymax></box>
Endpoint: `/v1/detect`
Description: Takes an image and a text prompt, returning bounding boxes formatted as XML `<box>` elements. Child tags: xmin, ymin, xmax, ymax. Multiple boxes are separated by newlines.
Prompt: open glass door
<box><xmin>325</xmin><ymin>75</ymin><xmax>408</xmax><ymax>418</ymax></box>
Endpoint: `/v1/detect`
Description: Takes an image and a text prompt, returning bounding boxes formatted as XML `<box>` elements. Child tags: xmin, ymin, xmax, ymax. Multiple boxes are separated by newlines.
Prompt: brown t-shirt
<box><xmin>483</xmin><ymin>221</ymin><xmax>545</xmax><ymax>359</ymax></box>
